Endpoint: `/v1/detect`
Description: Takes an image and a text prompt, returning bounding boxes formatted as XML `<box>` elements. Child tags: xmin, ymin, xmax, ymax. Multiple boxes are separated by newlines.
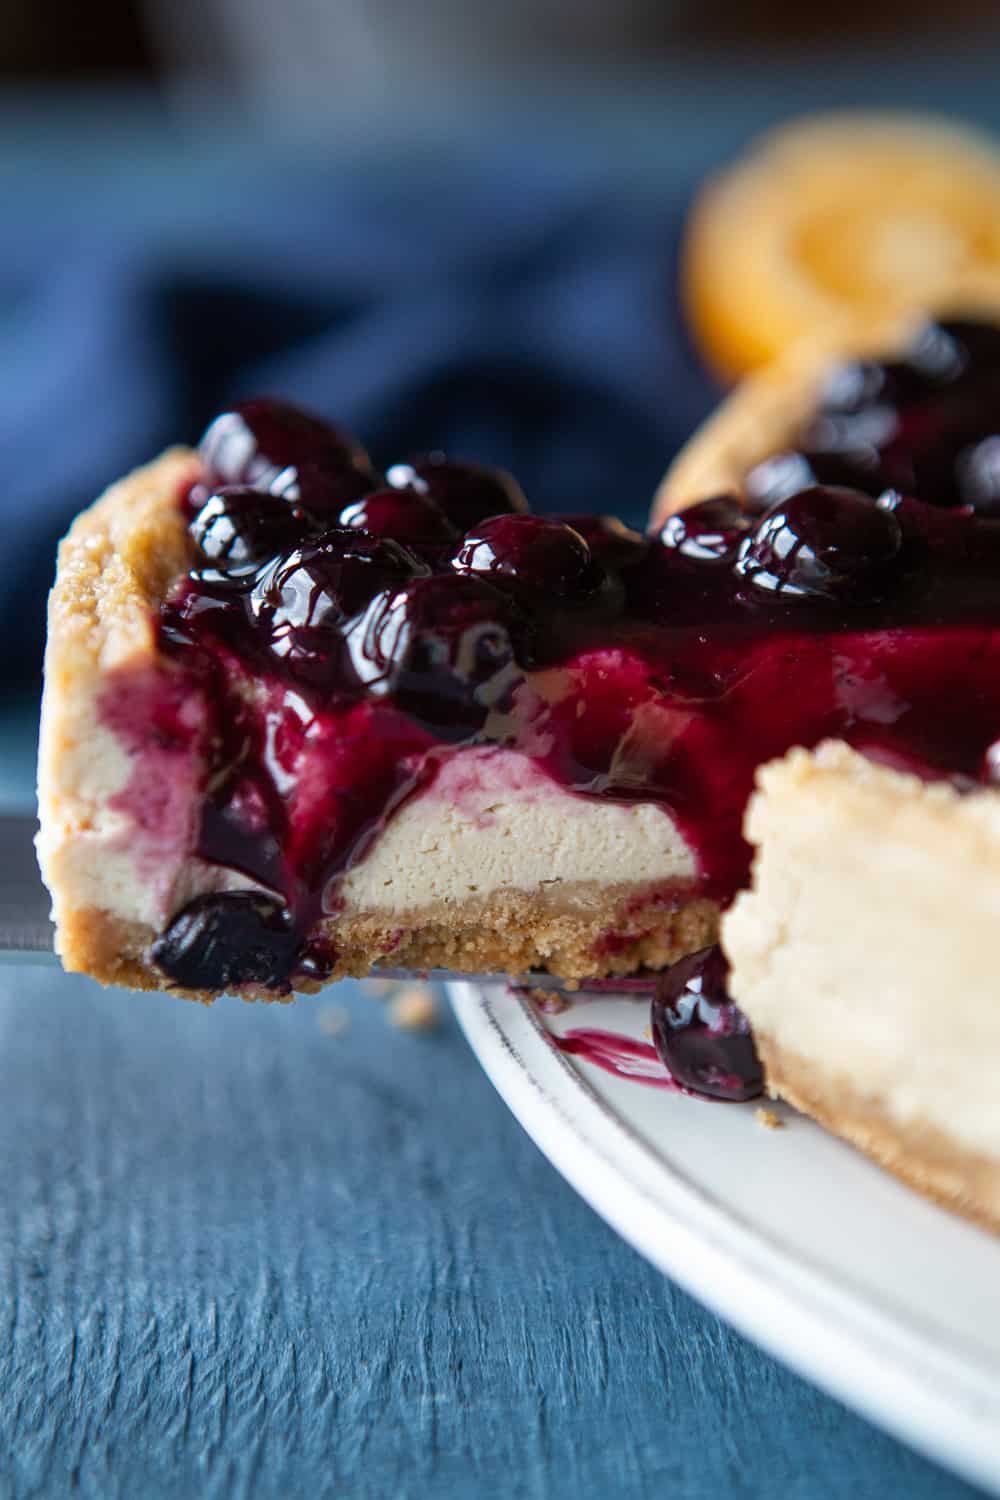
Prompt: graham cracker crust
<box><xmin>759</xmin><ymin>1035</ymin><xmax>1000</xmax><ymax>1235</ymax></box>
<box><xmin>55</xmin><ymin>889</ymin><xmax>720</xmax><ymax>1003</ymax></box>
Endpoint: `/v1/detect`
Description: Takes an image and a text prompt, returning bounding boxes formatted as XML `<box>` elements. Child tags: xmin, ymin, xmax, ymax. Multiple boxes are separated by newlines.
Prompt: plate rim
<box><xmin>448</xmin><ymin>979</ymin><xmax>1000</xmax><ymax>1496</ymax></box>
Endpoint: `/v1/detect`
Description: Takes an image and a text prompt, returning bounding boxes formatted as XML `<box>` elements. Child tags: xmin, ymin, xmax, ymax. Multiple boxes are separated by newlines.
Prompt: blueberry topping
<box><xmin>659</xmin><ymin>496</ymin><xmax>753</xmax><ymax>562</ymax></box>
<box><xmin>151</xmin><ymin>891</ymin><xmax>302</xmax><ymax>992</ymax></box>
<box><xmin>199</xmin><ymin>398</ymin><xmax>380</xmax><ymax>512</ymax></box>
<box><xmin>651</xmin><ymin>945</ymin><xmax>762</xmax><ymax>1102</ymax></box>
<box><xmin>734</xmin><ymin>485</ymin><xmax>904</xmax><ymax>601</ymax></box>
<box><xmin>387</xmin><ymin>456</ymin><xmax>529</xmax><ymax>533</ymax></box>
<box><xmin>338</xmin><ymin>486</ymin><xmax>458</xmax><ymax>546</ymax></box>
<box><xmin>190</xmin><ymin>487</ymin><xmax>309</xmax><ymax>578</ymax></box>
<box><xmin>554</xmin><ymin>513</ymin><xmax>650</xmax><ymax>569</ymax></box>
<box><xmin>253</xmin><ymin>530</ymin><xmax>425</xmax><ymax>685</ymax></box>
<box><xmin>268</xmin><ymin>459</ymin><xmax>383</xmax><ymax>521</ymax></box>
<box><xmin>763</xmin><ymin>318</ymin><xmax>1000</xmax><ymax>509</ymax></box>
<box><xmin>346</xmin><ymin>572</ymin><xmax>525</xmax><ymax>736</ymax></box>
<box><xmin>453</xmin><ymin>514</ymin><xmax>601</xmax><ymax>600</ymax></box>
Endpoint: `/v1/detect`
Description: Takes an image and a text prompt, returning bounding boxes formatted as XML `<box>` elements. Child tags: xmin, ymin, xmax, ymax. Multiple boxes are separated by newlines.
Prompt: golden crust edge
<box><xmin>37</xmin><ymin>448</ymin><xmax>201</xmax><ymax>959</ymax></box>
<box><xmin>57</xmin><ymin>890</ymin><xmax>720</xmax><ymax>1000</ymax></box>
<box><xmin>38</xmin><ymin>446</ymin><xmax>199</xmax><ymax>825</ymax></box>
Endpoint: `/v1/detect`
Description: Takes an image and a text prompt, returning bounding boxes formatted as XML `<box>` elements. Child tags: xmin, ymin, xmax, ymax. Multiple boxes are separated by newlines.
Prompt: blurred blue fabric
<box><xmin>2</xmin><ymin>146</ymin><xmax>717</xmax><ymax>686</ymax></box>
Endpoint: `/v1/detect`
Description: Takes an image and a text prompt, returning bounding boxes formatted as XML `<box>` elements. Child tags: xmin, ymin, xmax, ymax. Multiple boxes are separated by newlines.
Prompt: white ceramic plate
<box><xmin>448</xmin><ymin>981</ymin><xmax>1000</xmax><ymax>1494</ymax></box>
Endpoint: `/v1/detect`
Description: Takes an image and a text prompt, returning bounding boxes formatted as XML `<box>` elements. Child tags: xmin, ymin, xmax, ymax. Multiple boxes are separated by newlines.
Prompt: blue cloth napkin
<box><xmin>1</xmin><ymin>148</ymin><xmax>718</xmax><ymax>687</ymax></box>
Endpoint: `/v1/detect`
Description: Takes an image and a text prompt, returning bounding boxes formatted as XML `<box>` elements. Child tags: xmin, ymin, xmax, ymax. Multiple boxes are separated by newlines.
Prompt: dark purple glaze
<box><xmin>191</xmin><ymin>486</ymin><xmax>307</xmax><ymax>580</ymax></box>
<box><xmin>650</xmin><ymin>945</ymin><xmax>762</xmax><ymax>1101</ymax></box>
<box><xmin>142</xmin><ymin>332</ymin><xmax>1000</xmax><ymax>990</ymax></box>
<box><xmin>386</xmin><ymin>455</ymin><xmax>529</xmax><ymax>534</ymax></box>
<box><xmin>745</xmin><ymin>318</ymin><xmax>1000</xmax><ymax>510</ymax></box>
<box><xmin>200</xmin><ymin>397</ymin><xmax>381</xmax><ymax>518</ymax></box>
<box><xmin>337</xmin><ymin>486</ymin><xmax>458</xmax><ymax>547</ymax></box>
<box><xmin>453</xmin><ymin>514</ymin><xmax>602</xmax><ymax>600</ymax></box>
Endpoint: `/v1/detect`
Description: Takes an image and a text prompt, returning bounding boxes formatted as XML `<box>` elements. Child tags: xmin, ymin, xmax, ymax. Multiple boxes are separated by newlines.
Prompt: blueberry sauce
<box><xmin>554</xmin><ymin>1028</ymin><xmax>677</xmax><ymax>1090</ymax></box>
<box><xmin>135</xmin><ymin>329</ymin><xmax>1000</xmax><ymax>992</ymax></box>
<box><xmin>745</xmin><ymin>318</ymin><xmax>1000</xmax><ymax>510</ymax></box>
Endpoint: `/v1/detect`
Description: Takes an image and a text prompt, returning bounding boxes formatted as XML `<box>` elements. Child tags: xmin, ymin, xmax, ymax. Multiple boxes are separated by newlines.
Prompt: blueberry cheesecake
<box><xmin>38</xmin><ymin>404</ymin><xmax>723</xmax><ymax>1000</ymax></box>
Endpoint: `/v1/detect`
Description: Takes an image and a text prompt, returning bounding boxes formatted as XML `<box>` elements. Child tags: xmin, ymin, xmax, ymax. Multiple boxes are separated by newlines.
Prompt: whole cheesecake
<box><xmin>35</xmin><ymin>316</ymin><xmax>1000</xmax><ymax>1229</ymax></box>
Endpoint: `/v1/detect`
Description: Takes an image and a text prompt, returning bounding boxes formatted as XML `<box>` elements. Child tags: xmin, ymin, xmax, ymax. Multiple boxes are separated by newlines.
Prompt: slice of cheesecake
<box><xmin>725</xmin><ymin>742</ymin><xmax>1000</xmax><ymax>1230</ymax></box>
<box><xmin>38</xmin><ymin>412</ymin><xmax>721</xmax><ymax>1001</ymax></box>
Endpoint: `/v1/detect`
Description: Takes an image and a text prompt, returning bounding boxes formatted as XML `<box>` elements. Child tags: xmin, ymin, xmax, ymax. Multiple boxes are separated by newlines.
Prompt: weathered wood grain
<box><xmin>0</xmin><ymin>971</ymin><xmax>984</xmax><ymax>1498</ymax></box>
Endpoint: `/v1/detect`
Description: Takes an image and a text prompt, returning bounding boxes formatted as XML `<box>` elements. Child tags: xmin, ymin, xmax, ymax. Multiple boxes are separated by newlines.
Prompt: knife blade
<box><xmin>0</xmin><ymin>812</ymin><xmax>55</xmax><ymax>958</ymax></box>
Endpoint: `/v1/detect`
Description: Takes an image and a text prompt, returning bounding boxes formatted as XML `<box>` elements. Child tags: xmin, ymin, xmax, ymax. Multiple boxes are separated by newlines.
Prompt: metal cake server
<box><xmin>0</xmin><ymin>813</ymin><xmax>656</xmax><ymax>993</ymax></box>
<box><xmin>0</xmin><ymin>813</ymin><xmax>55</xmax><ymax>959</ymax></box>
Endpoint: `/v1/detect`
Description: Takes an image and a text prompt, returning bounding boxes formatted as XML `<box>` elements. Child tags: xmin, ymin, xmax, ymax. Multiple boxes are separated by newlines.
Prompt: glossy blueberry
<box><xmin>553</xmin><ymin>513</ymin><xmax>650</xmax><ymax>570</ymax></box>
<box><xmin>651</xmin><ymin>945</ymin><xmax>762</xmax><ymax>1102</ymax></box>
<box><xmin>199</xmin><ymin>398</ymin><xmax>380</xmax><ymax>511</ymax></box>
<box><xmin>387</xmin><ymin>456</ymin><xmax>529</xmax><ymax>534</ymax></box>
<box><xmin>151</xmin><ymin>891</ymin><xmax>302</xmax><ymax>992</ymax></box>
<box><xmin>190</xmin><ymin>487</ymin><xmax>309</xmax><ymax>578</ymax></box>
<box><xmin>453</xmin><ymin>515</ymin><xmax>601</xmax><ymax>600</ymax></box>
<box><xmin>253</xmin><ymin>530</ymin><xmax>425</xmax><ymax>684</ymax></box>
<box><xmin>268</xmin><ymin>459</ymin><xmax>383</xmax><ymax>521</ymax></box>
<box><xmin>338</xmin><ymin>487</ymin><xmax>458</xmax><ymax>546</ymax></box>
<box><xmin>734</xmin><ymin>485</ymin><xmax>904</xmax><ymax>602</ymax></box>
<box><xmin>658</xmin><ymin>496</ymin><xmax>753</xmax><ymax>562</ymax></box>
<box><xmin>346</xmin><ymin>573</ymin><xmax>525</xmax><ymax>737</ymax></box>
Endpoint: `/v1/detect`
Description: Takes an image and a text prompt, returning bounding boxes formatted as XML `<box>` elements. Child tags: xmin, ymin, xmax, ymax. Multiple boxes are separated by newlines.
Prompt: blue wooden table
<box><xmin>0</xmin><ymin>699</ymin><xmax>987</xmax><ymax>1497</ymax></box>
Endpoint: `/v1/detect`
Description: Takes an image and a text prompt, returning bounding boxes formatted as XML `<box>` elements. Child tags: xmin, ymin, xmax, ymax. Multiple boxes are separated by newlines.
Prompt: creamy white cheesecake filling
<box><xmin>39</xmin><ymin>724</ymin><xmax>697</xmax><ymax>936</ymax></box>
<box><xmin>725</xmin><ymin>742</ymin><xmax>1000</xmax><ymax>1162</ymax></box>
<box><xmin>339</xmin><ymin>748</ymin><xmax>695</xmax><ymax>914</ymax></box>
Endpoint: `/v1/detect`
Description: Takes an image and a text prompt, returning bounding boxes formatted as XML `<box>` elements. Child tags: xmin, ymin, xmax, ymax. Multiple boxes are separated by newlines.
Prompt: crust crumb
<box><xmin>755</xmin><ymin>1107</ymin><xmax>784</xmax><ymax>1131</ymax></box>
<box><xmin>524</xmin><ymin>985</ymin><xmax>569</xmax><ymax>1015</ymax></box>
<box><xmin>387</xmin><ymin>985</ymin><xmax>440</xmax><ymax>1031</ymax></box>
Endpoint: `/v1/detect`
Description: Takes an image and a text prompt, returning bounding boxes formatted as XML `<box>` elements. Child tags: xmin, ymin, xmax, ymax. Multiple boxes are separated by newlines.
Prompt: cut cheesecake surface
<box><xmin>726</xmin><ymin>741</ymin><xmax>1000</xmax><ymax>1230</ymax></box>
